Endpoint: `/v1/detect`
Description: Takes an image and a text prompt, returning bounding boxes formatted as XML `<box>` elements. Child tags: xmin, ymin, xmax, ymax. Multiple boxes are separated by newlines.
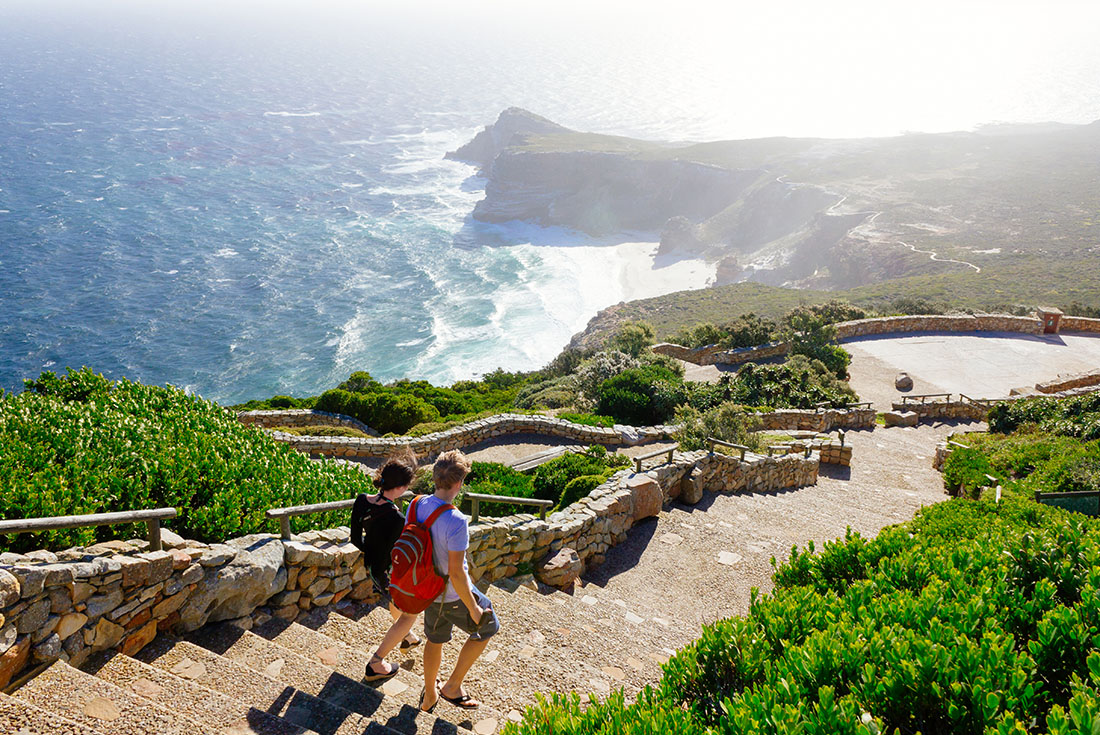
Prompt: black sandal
<box><xmin>400</xmin><ymin>633</ymin><xmax>422</xmax><ymax>650</ymax></box>
<box><xmin>364</xmin><ymin>655</ymin><xmax>398</xmax><ymax>682</ymax></box>
<box><xmin>440</xmin><ymin>690</ymin><xmax>480</xmax><ymax>710</ymax></box>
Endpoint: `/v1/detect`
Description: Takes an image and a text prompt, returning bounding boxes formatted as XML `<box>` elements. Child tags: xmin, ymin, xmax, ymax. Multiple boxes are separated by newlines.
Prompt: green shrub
<box><xmin>1</xmin><ymin>368</ymin><xmax>374</xmax><ymax>552</ymax></box>
<box><xmin>673</xmin><ymin>403</ymin><xmax>765</xmax><ymax>452</ymax></box>
<box><xmin>556</xmin><ymin>412</ymin><xmax>615</xmax><ymax>428</ymax></box>
<box><xmin>990</xmin><ymin>392</ymin><xmax>1100</xmax><ymax>438</ymax></box>
<box><xmin>460</xmin><ymin>462</ymin><xmax>537</xmax><ymax>517</ymax></box>
<box><xmin>557</xmin><ymin>474</ymin><xmax>610</xmax><ymax>511</ymax></box>
<box><xmin>314</xmin><ymin>388</ymin><xmax>440</xmax><ymax>434</ymax></box>
<box><xmin>513</xmin><ymin>376</ymin><xmax>579</xmax><ymax>410</ymax></box>
<box><xmin>596</xmin><ymin>364</ymin><xmax>682</xmax><ymax>425</ymax></box>
<box><xmin>505</xmin><ymin>494</ymin><xmax>1100</xmax><ymax>735</ymax></box>
<box><xmin>530</xmin><ymin>448</ymin><xmax>627</xmax><ymax>507</ymax></box>
<box><xmin>605</xmin><ymin>321</ymin><xmax>656</xmax><ymax>357</ymax></box>
<box><xmin>942</xmin><ymin>445</ymin><xmax>997</xmax><ymax>495</ymax></box>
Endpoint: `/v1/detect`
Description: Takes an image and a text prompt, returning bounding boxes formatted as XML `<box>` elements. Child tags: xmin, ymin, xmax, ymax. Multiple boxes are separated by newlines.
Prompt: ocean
<box><xmin>2</xmin><ymin>1</ymin><xmax>1099</xmax><ymax>404</ymax></box>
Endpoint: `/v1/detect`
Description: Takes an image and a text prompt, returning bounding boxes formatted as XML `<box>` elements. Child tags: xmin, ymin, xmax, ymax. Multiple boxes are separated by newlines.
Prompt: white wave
<box><xmin>264</xmin><ymin>110</ymin><xmax>322</xmax><ymax>117</ymax></box>
<box><xmin>340</xmin><ymin>182</ymin><xmax>363</xmax><ymax>188</ymax></box>
<box><xmin>213</xmin><ymin>248</ymin><xmax>238</xmax><ymax>258</ymax></box>
<box><xmin>396</xmin><ymin>338</ymin><xmax>428</xmax><ymax>347</ymax></box>
<box><xmin>0</xmin><ymin>210</ymin><xmax>9</xmax><ymax>214</ymax></box>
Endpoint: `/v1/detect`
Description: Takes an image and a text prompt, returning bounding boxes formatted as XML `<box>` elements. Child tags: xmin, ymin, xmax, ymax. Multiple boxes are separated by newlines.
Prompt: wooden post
<box><xmin>471</xmin><ymin>497</ymin><xmax>481</xmax><ymax>524</ymax></box>
<box><xmin>146</xmin><ymin>519</ymin><xmax>162</xmax><ymax>551</ymax></box>
<box><xmin>279</xmin><ymin>516</ymin><xmax>292</xmax><ymax>541</ymax></box>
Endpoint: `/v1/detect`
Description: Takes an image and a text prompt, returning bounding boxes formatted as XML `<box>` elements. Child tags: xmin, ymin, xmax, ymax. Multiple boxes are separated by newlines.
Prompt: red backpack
<box><xmin>389</xmin><ymin>495</ymin><xmax>455</xmax><ymax>613</ymax></box>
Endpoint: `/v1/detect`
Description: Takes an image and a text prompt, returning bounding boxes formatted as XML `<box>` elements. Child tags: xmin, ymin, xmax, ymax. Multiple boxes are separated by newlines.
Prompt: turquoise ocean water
<box><xmin>2</xmin><ymin>1</ymin><xmax>1098</xmax><ymax>403</ymax></box>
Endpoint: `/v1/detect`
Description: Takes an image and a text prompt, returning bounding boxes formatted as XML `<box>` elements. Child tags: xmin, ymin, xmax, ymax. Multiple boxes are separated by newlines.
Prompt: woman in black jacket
<box><xmin>351</xmin><ymin>449</ymin><xmax>420</xmax><ymax>680</ymax></box>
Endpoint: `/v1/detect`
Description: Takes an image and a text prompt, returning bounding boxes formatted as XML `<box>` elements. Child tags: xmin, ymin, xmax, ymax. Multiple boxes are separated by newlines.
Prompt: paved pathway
<box><xmin>578</xmin><ymin>421</ymin><xmax>979</xmax><ymax>647</ymax></box>
<box><xmin>680</xmin><ymin>331</ymin><xmax>1100</xmax><ymax>411</ymax></box>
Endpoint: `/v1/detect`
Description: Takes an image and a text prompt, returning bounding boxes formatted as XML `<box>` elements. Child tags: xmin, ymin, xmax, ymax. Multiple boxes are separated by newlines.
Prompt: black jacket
<box><xmin>350</xmin><ymin>492</ymin><xmax>405</xmax><ymax>589</ymax></box>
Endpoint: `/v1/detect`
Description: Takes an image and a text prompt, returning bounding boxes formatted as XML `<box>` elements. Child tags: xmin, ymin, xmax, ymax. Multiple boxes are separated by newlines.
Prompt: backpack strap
<box><xmin>422</xmin><ymin>502</ymin><xmax>456</xmax><ymax>530</ymax></box>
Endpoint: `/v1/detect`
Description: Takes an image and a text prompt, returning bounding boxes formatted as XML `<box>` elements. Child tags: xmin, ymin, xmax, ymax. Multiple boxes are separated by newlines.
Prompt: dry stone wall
<box><xmin>1060</xmin><ymin>316</ymin><xmax>1100</xmax><ymax>333</ymax></box>
<box><xmin>248</xmin><ymin>413</ymin><xmax>677</xmax><ymax>458</ymax></box>
<box><xmin>246</xmin><ymin>409</ymin><xmax>872</xmax><ymax>459</ymax></box>
<box><xmin>756</xmin><ymin>408</ymin><xmax>875</xmax><ymax>432</ymax></box>
<box><xmin>655</xmin><ymin>313</ymin><xmax>1044</xmax><ymax>367</ymax></box>
<box><xmin>0</xmin><ymin>445</ymin><xmax>818</xmax><ymax>687</ymax></box>
<box><xmin>238</xmin><ymin>409</ymin><xmax>378</xmax><ymax>436</ymax></box>
<box><xmin>1035</xmin><ymin>369</ymin><xmax>1100</xmax><ymax>394</ymax></box>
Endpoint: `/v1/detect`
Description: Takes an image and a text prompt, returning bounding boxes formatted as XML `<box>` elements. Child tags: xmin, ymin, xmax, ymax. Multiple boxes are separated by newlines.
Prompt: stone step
<box><xmin>134</xmin><ymin>635</ymin><xmax>397</xmax><ymax>735</ymax></box>
<box><xmin>0</xmin><ymin>690</ymin><xmax>107</xmax><ymax>735</ymax></box>
<box><xmin>482</xmin><ymin>583</ymin><xmax>674</xmax><ymax>695</ymax></box>
<box><xmin>252</xmin><ymin>617</ymin><xmax>496</xmax><ymax>735</ymax></box>
<box><xmin>13</xmin><ymin>661</ymin><xmax>206</xmax><ymax>735</ymax></box>
<box><xmin>299</xmin><ymin>595</ymin><xmax>623</xmax><ymax>714</ymax></box>
<box><xmin>84</xmin><ymin>650</ymin><xmax>313</xmax><ymax>735</ymax></box>
<box><xmin>186</xmin><ymin>623</ymin><xmax>472</xmax><ymax>735</ymax></box>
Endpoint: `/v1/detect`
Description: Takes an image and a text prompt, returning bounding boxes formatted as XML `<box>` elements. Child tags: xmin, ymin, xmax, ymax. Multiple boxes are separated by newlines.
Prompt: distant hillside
<box><xmin>451</xmin><ymin>110</ymin><xmax>1100</xmax><ymax>296</ymax></box>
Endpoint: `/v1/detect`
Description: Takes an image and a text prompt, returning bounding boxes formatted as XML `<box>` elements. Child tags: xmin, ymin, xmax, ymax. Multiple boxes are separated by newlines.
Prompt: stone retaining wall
<box><xmin>895</xmin><ymin>383</ymin><xmax>1100</xmax><ymax>424</ymax></box>
<box><xmin>0</xmin><ymin>446</ymin><xmax>819</xmax><ymax>687</ymax></box>
<box><xmin>770</xmin><ymin>440</ymin><xmax>853</xmax><ymax>467</ymax></box>
<box><xmin>238</xmin><ymin>409</ymin><xmax>378</xmax><ymax>436</ymax></box>
<box><xmin>891</xmin><ymin>400</ymin><xmax>990</xmax><ymax>422</ymax></box>
<box><xmin>1060</xmin><ymin>316</ymin><xmax>1100</xmax><ymax>333</ymax></box>
<box><xmin>256</xmin><ymin>413</ymin><xmax>676</xmax><ymax>459</ymax></box>
<box><xmin>757</xmin><ymin>408</ymin><xmax>875</xmax><ymax>432</ymax></box>
<box><xmin>1035</xmin><ymin>369</ymin><xmax>1100</xmax><ymax>394</ymax></box>
<box><xmin>654</xmin><ymin>313</ymin><xmax>1044</xmax><ymax>367</ymax></box>
<box><xmin>833</xmin><ymin>314</ymin><xmax>1042</xmax><ymax>340</ymax></box>
<box><xmin>248</xmin><ymin>410</ymin><xmax>872</xmax><ymax>460</ymax></box>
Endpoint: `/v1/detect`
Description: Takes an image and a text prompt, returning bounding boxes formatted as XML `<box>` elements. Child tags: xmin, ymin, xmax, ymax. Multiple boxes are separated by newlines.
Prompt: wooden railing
<box><xmin>266</xmin><ymin>493</ymin><xmax>414</xmax><ymax>540</ymax></box>
<box><xmin>708</xmin><ymin>438</ymin><xmax>750</xmax><ymax>461</ymax></box>
<box><xmin>900</xmin><ymin>393</ymin><xmax>953</xmax><ymax>405</ymax></box>
<box><xmin>632</xmin><ymin>444</ymin><xmax>679</xmax><ymax>474</ymax></box>
<box><xmin>814</xmin><ymin>401</ymin><xmax>873</xmax><ymax>411</ymax></box>
<box><xmin>0</xmin><ymin>508</ymin><xmax>178</xmax><ymax>551</ymax></box>
<box><xmin>959</xmin><ymin>394</ymin><xmax>994</xmax><ymax>408</ymax></box>
<box><xmin>464</xmin><ymin>493</ymin><xmax>555</xmax><ymax>524</ymax></box>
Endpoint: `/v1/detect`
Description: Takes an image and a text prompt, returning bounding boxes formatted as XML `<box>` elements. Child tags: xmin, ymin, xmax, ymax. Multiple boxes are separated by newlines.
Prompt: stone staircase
<box><xmin>1</xmin><ymin>576</ymin><xmax>690</xmax><ymax>735</ymax></box>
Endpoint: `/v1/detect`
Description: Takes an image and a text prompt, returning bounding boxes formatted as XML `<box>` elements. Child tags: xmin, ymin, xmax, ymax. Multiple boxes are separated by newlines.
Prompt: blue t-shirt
<box><xmin>408</xmin><ymin>493</ymin><xmax>469</xmax><ymax>603</ymax></box>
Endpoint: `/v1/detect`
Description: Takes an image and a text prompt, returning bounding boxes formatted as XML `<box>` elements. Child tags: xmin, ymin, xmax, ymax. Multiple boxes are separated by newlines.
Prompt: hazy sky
<box><xmin>4</xmin><ymin>0</ymin><xmax>1099</xmax><ymax>139</ymax></box>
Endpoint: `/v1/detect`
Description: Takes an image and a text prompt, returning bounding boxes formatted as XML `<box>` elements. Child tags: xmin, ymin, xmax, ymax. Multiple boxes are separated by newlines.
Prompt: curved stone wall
<box><xmin>250</xmin><ymin>413</ymin><xmax>677</xmax><ymax>458</ymax></box>
<box><xmin>654</xmin><ymin>313</ymin><xmax>1045</xmax><ymax>367</ymax></box>
<box><xmin>0</xmin><ymin>445</ymin><xmax>819</xmax><ymax>687</ymax></box>
<box><xmin>237</xmin><ymin>409</ymin><xmax>377</xmax><ymax>436</ymax></box>
<box><xmin>245</xmin><ymin>408</ymin><xmax>874</xmax><ymax>458</ymax></box>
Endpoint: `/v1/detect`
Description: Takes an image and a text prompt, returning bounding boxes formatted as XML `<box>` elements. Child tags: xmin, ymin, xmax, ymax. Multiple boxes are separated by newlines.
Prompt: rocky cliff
<box><xmin>447</xmin><ymin>109</ymin><xmax>871</xmax><ymax>287</ymax></box>
<box><xmin>450</xmin><ymin>109</ymin><xmax>1100</xmax><ymax>293</ymax></box>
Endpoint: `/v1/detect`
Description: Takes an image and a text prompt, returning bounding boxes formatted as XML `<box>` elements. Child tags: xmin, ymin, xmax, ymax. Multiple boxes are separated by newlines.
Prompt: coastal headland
<box><xmin>448</xmin><ymin>109</ymin><xmax>1100</xmax><ymax>350</ymax></box>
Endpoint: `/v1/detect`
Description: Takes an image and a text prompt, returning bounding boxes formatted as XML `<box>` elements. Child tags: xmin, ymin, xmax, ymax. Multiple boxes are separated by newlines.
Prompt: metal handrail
<box><xmin>708</xmin><ymin>438</ymin><xmax>749</xmax><ymax>461</ymax></box>
<box><xmin>633</xmin><ymin>444</ymin><xmax>679</xmax><ymax>473</ymax></box>
<box><xmin>267</xmin><ymin>493</ymin><xmax>414</xmax><ymax>540</ymax></box>
<box><xmin>0</xmin><ymin>508</ymin><xmax>177</xmax><ymax>551</ymax></box>
<box><xmin>464</xmin><ymin>493</ymin><xmax>554</xmax><ymax>524</ymax></box>
<box><xmin>901</xmin><ymin>393</ymin><xmax>953</xmax><ymax>405</ymax></box>
<box><xmin>1034</xmin><ymin>489</ymin><xmax>1100</xmax><ymax>501</ymax></box>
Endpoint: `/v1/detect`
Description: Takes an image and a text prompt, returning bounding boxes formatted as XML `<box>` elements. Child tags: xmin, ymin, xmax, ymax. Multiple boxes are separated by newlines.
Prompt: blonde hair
<box><xmin>432</xmin><ymin>450</ymin><xmax>471</xmax><ymax>491</ymax></box>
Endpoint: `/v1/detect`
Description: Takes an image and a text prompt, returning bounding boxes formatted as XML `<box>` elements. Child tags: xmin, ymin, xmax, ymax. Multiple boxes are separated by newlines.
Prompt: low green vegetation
<box><xmin>236</xmin><ymin>311</ymin><xmax>860</xmax><ymax>433</ymax></box>
<box><xmin>504</xmin><ymin>493</ymin><xmax>1100</xmax><ymax>734</ymax></box>
<box><xmin>989</xmin><ymin>391</ymin><xmax>1100</xmax><ymax>440</ymax></box>
<box><xmin>4</xmin><ymin>368</ymin><xmax>375</xmax><ymax>552</ymax></box>
<box><xmin>673</xmin><ymin>403</ymin><xmax>765</xmax><ymax>453</ymax></box>
<box><xmin>414</xmin><ymin>446</ymin><xmax>631</xmax><ymax>518</ymax></box>
<box><xmin>943</xmin><ymin>431</ymin><xmax>1100</xmax><ymax>501</ymax></box>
